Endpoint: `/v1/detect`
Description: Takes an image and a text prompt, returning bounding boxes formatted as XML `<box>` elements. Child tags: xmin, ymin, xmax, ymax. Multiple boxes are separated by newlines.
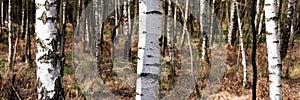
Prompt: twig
<box><xmin>10</xmin><ymin>81</ymin><xmax>22</xmax><ymax>100</ymax></box>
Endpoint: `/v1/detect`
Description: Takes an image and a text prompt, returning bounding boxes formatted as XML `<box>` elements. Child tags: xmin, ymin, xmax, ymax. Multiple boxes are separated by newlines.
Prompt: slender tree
<box><xmin>281</xmin><ymin>0</ymin><xmax>295</xmax><ymax>59</ymax></box>
<box><xmin>0</xmin><ymin>0</ymin><xmax>2</xmax><ymax>36</ymax></box>
<box><xmin>251</xmin><ymin>0</ymin><xmax>258</xmax><ymax>98</ymax></box>
<box><xmin>35</xmin><ymin>0</ymin><xmax>64</xmax><ymax>99</ymax></box>
<box><xmin>283</xmin><ymin>0</ymin><xmax>295</xmax><ymax>78</ymax></box>
<box><xmin>179</xmin><ymin>0</ymin><xmax>189</xmax><ymax>48</ymax></box>
<box><xmin>25</xmin><ymin>0</ymin><xmax>31</xmax><ymax>65</ymax></box>
<box><xmin>8</xmin><ymin>0</ymin><xmax>13</xmax><ymax>69</ymax></box>
<box><xmin>228</xmin><ymin>0</ymin><xmax>236</xmax><ymax>46</ymax></box>
<box><xmin>235</xmin><ymin>1</ymin><xmax>247</xmax><ymax>87</ymax></box>
<box><xmin>60</xmin><ymin>0</ymin><xmax>67</xmax><ymax>76</ymax></box>
<box><xmin>264</xmin><ymin>0</ymin><xmax>282</xmax><ymax>99</ymax></box>
<box><xmin>123</xmin><ymin>0</ymin><xmax>132</xmax><ymax>59</ymax></box>
<box><xmin>200</xmin><ymin>0</ymin><xmax>209</xmax><ymax>64</ymax></box>
<box><xmin>136</xmin><ymin>0</ymin><xmax>163</xmax><ymax>99</ymax></box>
<box><xmin>166</xmin><ymin>0</ymin><xmax>172</xmax><ymax>61</ymax></box>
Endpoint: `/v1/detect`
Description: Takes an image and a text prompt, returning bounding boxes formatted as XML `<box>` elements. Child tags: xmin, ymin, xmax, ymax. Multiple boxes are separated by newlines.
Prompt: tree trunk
<box><xmin>264</xmin><ymin>0</ymin><xmax>282</xmax><ymax>99</ymax></box>
<box><xmin>60</xmin><ymin>0</ymin><xmax>67</xmax><ymax>76</ymax></box>
<box><xmin>35</xmin><ymin>0</ymin><xmax>64</xmax><ymax>99</ymax></box>
<box><xmin>255</xmin><ymin>0</ymin><xmax>261</xmax><ymax>28</ymax></box>
<box><xmin>123</xmin><ymin>0</ymin><xmax>132</xmax><ymax>59</ymax></box>
<box><xmin>179</xmin><ymin>0</ymin><xmax>189</xmax><ymax>48</ymax></box>
<box><xmin>251</xmin><ymin>0</ymin><xmax>258</xmax><ymax>99</ymax></box>
<box><xmin>283</xmin><ymin>0</ymin><xmax>295</xmax><ymax>78</ymax></box>
<box><xmin>235</xmin><ymin>1</ymin><xmax>247</xmax><ymax>87</ymax></box>
<box><xmin>173</xmin><ymin>0</ymin><xmax>178</xmax><ymax>43</ymax></box>
<box><xmin>280</xmin><ymin>0</ymin><xmax>294</xmax><ymax>60</ymax></box>
<box><xmin>0</xmin><ymin>0</ymin><xmax>3</xmax><ymax>36</ymax></box>
<box><xmin>200</xmin><ymin>0</ymin><xmax>209</xmax><ymax>64</ymax></box>
<box><xmin>228</xmin><ymin>0</ymin><xmax>236</xmax><ymax>46</ymax></box>
<box><xmin>136</xmin><ymin>0</ymin><xmax>163</xmax><ymax>99</ymax></box>
<box><xmin>166</xmin><ymin>0</ymin><xmax>172</xmax><ymax>61</ymax></box>
<box><xmin>8</xmin><ymin>0</ymin><xmax>13</xmax><ymax>69</ymax></box>
<box><xmin>94</xmin><ymin>0</ymin><xmax>101</xmax><ymax>73</ymax></box>
<box><xmin>210</xmin><ymin>0</ymin><xmax>216</xmax><ymax>46</ymax></box>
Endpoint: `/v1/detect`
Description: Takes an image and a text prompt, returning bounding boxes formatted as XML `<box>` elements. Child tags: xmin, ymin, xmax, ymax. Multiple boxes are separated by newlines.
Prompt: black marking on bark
<box><xmin>45</xmin><ymin>0</ymin><xmax>50</xmax><ymax>10</ymax></box>
<box><xmin>150</xmin><ymin>41</ymin><xmax>153</xmax><ymax>43</ymax></box>
<box><xmin>37</xmin><ymin>11</ymin><xmax>57</xmax><ymax>24</ymax></box>
<box><xmin>147</xmin><ymin>55</ymin><xmax>153</xmax><ymax>58</ymax></box>
<box><xmin>36</xmin><ymin>38</ymin><xmax>48</xmax><ymax>51</ymax></box>
<box><xmin>266</xmin><ymin>32</ymin><xmax>273</xmax><ymax>35</ymax></box>
<box><xmin>277</xmin><ymin>85</ymin><xmax>282</xmax><ymax>87</ymax></box>
<box><xmin>139</xmin><ymin>73</ymin><xmax>149</xmax><ymax>77</ymax></box>
<box><xmin>38</xmin><ymin>54</ymin><xmax>49</xmax><ymax>63</ymax></box>
<box><xmin>272</xmin><ymin>57</ymin><xmax>279</xmax><ymax>59</ymax></box>
<box><xmin>270</xmin><ymin>17</ymin><xmax>278</xmax><ymax>21</ymax></box>
<box><xmin>38</xmin><ymin>12</ymin><xmax>48</xmax><ymax>24</ymax></box>
<box><xmin>145</xmin><ymin>11</ymin><xmax>163</xmax><ymax>15</ymax></box>
<box><xmin>48</xmin><ymin>68</ymin><xmax>53</xmax><ymax>73</ymax></box>
<box><xmin>265</xmin><ymin>4</ymin><xmax>271</xmax><ymax>6</ymax></box>
<box><xmin>143</xmin><ymin>31</ymin><xmax>147</xmax><ymax>34</ymax></box>
<box><xmin>145</xmin><ymin>63</ymin><xmax>160</xmax><ymax>67</ymax></box>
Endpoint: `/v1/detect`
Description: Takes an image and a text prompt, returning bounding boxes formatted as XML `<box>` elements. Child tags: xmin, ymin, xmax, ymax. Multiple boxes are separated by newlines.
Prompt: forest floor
<box><xmin>0</xmin><ymin>25</ymin><xmax>300</xmax><ymax>99</ymax></box>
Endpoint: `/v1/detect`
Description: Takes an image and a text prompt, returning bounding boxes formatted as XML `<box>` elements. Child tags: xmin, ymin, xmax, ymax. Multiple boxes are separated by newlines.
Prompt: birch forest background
<box><xmin>0</xmin><ymin>0</ymin><xmax>300</xmax><ymax>99</ymax></box>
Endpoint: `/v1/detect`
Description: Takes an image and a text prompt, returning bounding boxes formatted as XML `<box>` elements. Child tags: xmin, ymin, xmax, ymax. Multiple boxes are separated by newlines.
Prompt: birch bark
<box><xmin>35</xmin><ymin>0</ymin><xmax>64</xmax><ymax>99</ymax></box>
<box><xmin>264</xmin><ymin>0</ymin><xmax>282</xmax><ymax>99</ymax></box>
<box><xmin>136</xmin><ymin>0</ymin><xmax>163</xmax><ymax>99</ymax></box>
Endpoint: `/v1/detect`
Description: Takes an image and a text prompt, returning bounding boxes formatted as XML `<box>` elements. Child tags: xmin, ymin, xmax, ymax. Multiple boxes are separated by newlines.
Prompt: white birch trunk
<box><xmin>167</xmin><ymin>0</ymin><xmax>172</xmax><ymax>61</ymax></box>
<box><xmin>35</xmin><ymin>0</ymin><xmax>64</xmax><ymax>99</ymax></box>
<box><xmin>210</xmin><ymin>0</ymin><xmax>216</xmax><ymax>46</ymax></box>
<box><xmin>200</xmin><ymin>0</ymin><xmax>209</xmax><ymax>63</ymax></box>
<box><xmin>114</xmin><ymin>0</ymin><xmax>119</xmax><ymax>37</ymax></box>
<box><xmin>136</xmin><ymin>0</ymin><xmax>163</xmax><ymax>99</ymax></box>
<box><xmin>94</xmin><ymin>0</ymin><xmax>100</xmax><ymax>69</ymax></box>
<box><xmin>228</xmin><ymin>0</ymin><xmax>236</xmax><ymax>45</ymax></box>
<box><xmin>21</xmin><ymin>7</ymin><xmax>25</xmax><ymax>37</ymax></box>
<box><xmin>8</xmin><ymin>0</ymin><xmax>13</xmax><ymax>68</ymax></box>
<box><xmin>264</xmin><ymin>0</ymin><xmax>282</xmax><ymax>99</ymax></box>
<box><xmin>173</xmin><ymin>0</ymin><xmax>178</xmax><ymax>43</ymax></box>
<box><xmin>123</xmin><ymin>0</ymin><xmax>130</xmax><ymax>59</ymax></box>
<box><xmin>235</xmin><ymin>1</ymin><xmax>247</xmax><ymax>87</ymax></box>
<box><xmin>0</xmin><ymin>0</ymin><xmax>3</xmax><ymax>35</ymax></box>
<box><xmin>255</xmin><ymin>0</ymin><xmax>261</xmax><ymax>28</ymax></box>
<box><xmin>179</xmin><ymin>0</ymin><xmax>189</xmax><ymax>48</ymax></box>
<box><xmin>0</xmin><ymin>1</ymin><xmax>3</xmax><ymax>26</ymax></box>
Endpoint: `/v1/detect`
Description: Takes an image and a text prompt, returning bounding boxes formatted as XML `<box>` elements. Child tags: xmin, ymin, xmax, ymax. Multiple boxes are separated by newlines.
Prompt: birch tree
<box><xmin>35</xmin><ymin>0</ymin><xmax>64</xmax><ymax>99</ymax></box>
<box><xmin>228</xmin><ymin>0</ymin><xmax>236</xmax><ymax>46</ymax></box>
<box><xmin>8</xmin><ymin>0</ymin><xmax>13</xmax><ymax>69</ymax></box>
<box><xmin>285</xmin><ymin>0</ymin><xmax>296</xmax><ymax>78</ymax></box>
<box><xmin>200</xmin><ymin>0</ymin><xmax>209</xmax><ymax>64</ymax></box>
<box><xmin>136</xmin><ymin>0</ymin><xmax>163</xmax><ymax>99</ymax></box>
<box><xmin>235</xmin><ymin>1</ymin><xmax>247</xmax><ymax>87</ymax></box>
<box><xmin>166</xmin><ymin>0</ymin><xmax>172</xmax><ymax>61</ymax></box>
<box><xmin>0</xmin><ymin>0</ymin><xmax>3</xmax><ymax>36</ymax></box>
<box><xmin>123</xmin><ymin>0</ymin><xmax>132</xmax><ymax>59</ymax></box>
<box><xmin>94</xmin><ymin>0</ymin><xmax>100</xmax><ymax>70</ymax></box>
<box><xmin>281</xmin><ymin>0</ymin><xmax>295</xmax><ymax>59</ymax></box>
<box><xmin>179</xmin><ymin>0</ymin><xmax>189</xmax><ymax>48</ymax></box>
<box><xmin>264</xmin><ymin>0</ymin><xmax>282</xmax><ymax>99</ymax></box>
